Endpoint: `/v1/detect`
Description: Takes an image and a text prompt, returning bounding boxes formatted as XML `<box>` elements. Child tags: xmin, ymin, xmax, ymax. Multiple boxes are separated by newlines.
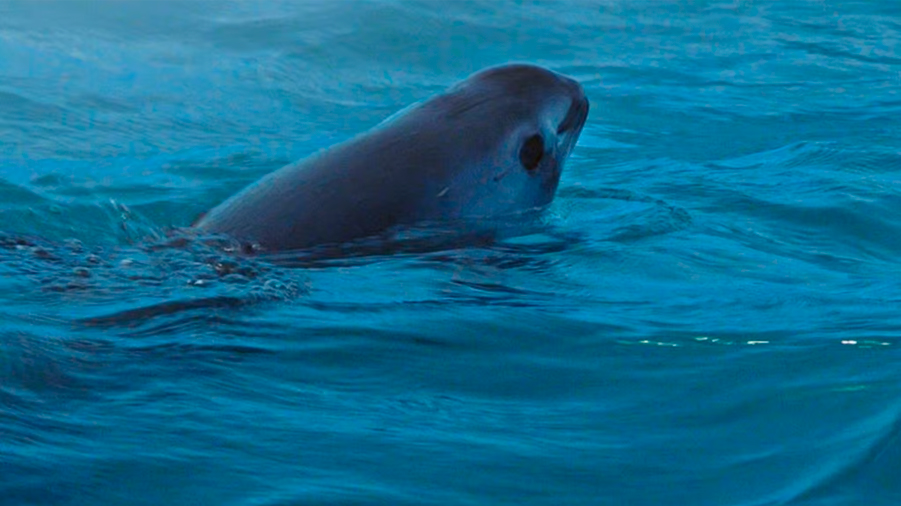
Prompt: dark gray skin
<box><xmin>194</xmin><ymin>64</ymin><xmax>589</xmax><ymax>251</ymax></box>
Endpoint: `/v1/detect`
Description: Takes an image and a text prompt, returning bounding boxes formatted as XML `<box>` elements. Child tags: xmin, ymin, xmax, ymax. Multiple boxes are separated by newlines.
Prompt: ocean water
<box><xmin>2</xmin><ymin>1</ymin><xmax>901</xmax><ymax>505</ymax></box>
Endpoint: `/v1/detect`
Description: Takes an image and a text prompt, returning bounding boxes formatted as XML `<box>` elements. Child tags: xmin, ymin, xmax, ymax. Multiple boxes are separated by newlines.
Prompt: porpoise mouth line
<box><xmin>558</xmin><ymin>96</ymin><xmax>590</xmax><ymax>135</ymax></box>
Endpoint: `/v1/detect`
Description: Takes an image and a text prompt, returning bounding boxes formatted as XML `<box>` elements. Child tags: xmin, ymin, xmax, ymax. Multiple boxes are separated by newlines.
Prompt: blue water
<box><xmin>2</xmin><ymin>1</ymin><xmax>901</xmax><ymax>504</ymax></box>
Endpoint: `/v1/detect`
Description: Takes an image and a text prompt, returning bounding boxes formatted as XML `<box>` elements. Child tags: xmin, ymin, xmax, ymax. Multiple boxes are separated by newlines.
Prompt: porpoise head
<box><xmin>415</xmin><ymin>63</ymin><xmax>590</xmax><ymax>220</ymax></box>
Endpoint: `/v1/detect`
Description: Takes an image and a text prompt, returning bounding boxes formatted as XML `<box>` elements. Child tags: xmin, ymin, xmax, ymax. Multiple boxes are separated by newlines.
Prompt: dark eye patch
<box><xmin>519</xmin><ymin>134</ymin><xmax>544</xmax><ymax>172</ymax></box>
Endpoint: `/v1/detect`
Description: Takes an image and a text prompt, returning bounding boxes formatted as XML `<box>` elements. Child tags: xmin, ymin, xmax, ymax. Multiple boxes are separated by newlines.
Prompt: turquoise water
<box><xmin>2</xmin><ymin>1</ymin><xmax>901</xmax><ymax>505</ymax></box>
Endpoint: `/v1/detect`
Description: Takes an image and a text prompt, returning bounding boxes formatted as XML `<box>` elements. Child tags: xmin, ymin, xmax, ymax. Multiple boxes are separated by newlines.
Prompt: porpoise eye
<box><xmin>519</xmin><ymin>134</ymin><xmax>544</xmax><ymax>172</ymax></box>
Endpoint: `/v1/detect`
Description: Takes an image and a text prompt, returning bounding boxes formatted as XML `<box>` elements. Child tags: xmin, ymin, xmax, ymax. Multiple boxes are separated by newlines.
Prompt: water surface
<box><xmin>2</xmin><ymin>1</ymin><xmax>901</xmax><ymax>505</ymax></box>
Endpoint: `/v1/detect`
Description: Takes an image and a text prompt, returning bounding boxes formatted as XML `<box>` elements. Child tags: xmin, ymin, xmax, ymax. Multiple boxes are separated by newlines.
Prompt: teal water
<box><xmin>2</xmin><ymin>1</ymin><xmax>901</xmax><ymax>505</ymax></box>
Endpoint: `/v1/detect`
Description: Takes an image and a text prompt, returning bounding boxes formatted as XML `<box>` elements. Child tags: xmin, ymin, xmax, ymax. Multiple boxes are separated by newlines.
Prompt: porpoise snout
<box><xmin>557</xmin><ymin>81</ymin><xmax>589</xmax><ymax>135</ymax></box>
